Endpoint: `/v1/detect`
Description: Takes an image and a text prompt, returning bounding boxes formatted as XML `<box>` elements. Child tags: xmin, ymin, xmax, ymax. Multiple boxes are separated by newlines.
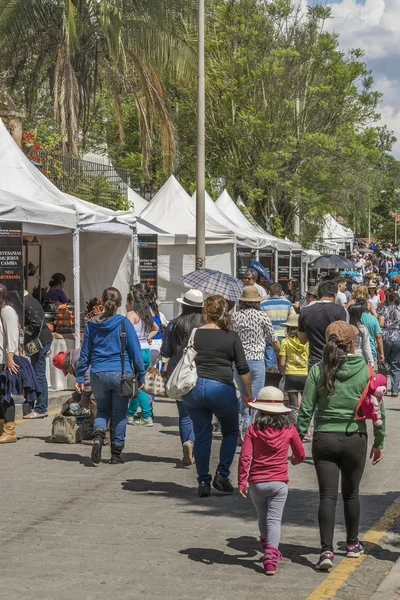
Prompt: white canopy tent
<box><xmin>138</xmin><ymin>176</ymin><xmax>236</xmax><ymax>319</ymax></box>
<box><xmin>320</xmin><ymin>214</ymin><xmax>354</xmax><ymax>252</ymax></box>
<box><xmin>129</xmin><ymin>187</ymin><xmax>148</xmax><ymax>216</ymax></box>
<box><xmin>0</xmin><ymin>119</ymin><xmax>139</xmax><ymax>345</ymax></box>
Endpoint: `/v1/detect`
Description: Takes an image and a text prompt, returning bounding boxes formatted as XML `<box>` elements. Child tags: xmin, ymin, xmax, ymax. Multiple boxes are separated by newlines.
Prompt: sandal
<box><xmin>23</xmin><ymin>411</ymin><xmax>47</xmax><ymax>419</ymax></box>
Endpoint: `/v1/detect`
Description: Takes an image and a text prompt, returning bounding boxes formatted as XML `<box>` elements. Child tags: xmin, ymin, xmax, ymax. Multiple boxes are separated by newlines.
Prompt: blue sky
<box><xmin>313</xmin><ymin>0</ymin><xmax>400</xmax><ymax>157</ymax></box>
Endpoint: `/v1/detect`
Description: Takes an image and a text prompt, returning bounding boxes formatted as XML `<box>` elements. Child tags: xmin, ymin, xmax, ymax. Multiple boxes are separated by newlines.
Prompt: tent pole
<box><xmin>233</xmin><ymin>237</ymin><xmax>237</xmax><ymax>277</ymax></box>
<box><xmin>132</xmin><ymin>225</ymin><xmax>140</xmax><ymax>285</ymax></box>
<box><xmin>73</xmin><ymin>228</ymin><xmax>81</xmax><ymax>350</ymax></box>
<box><xmin>274</xmin><ymin>249</ymin><xmax>279</xmax><ymax>283</ymax></box>
<box><xmin>196</xmin><ymin>0</ymin><xmax>206</xmax><ymax>269</ymax></box>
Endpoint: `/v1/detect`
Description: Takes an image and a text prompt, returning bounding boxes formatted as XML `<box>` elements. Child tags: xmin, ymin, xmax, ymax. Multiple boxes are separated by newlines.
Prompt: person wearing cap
<box><xmin>160</xmin><ymin>289</ymin><xmax>205</xmax><ymax>467</ymax></box>
<box><xmin>243</xmin><ymin>268</ymin><xmax>268</xmax><ymax>299</ymax></box>
<box><xmin>305</xmin><ymin>287</ymin><xmax>318</xmax><ymax>306</ymax></box>
<box><xmin>278</xmin><ymin>312</ymin><xmax>309</xmax><ymax>409</ymax></box>
<box><xmin>238</xmin><ymin>387</ymin><xmax>305</xmax><ymax>576</ymax></box>
<box><xmin>53</xmin><ymin>349</ymin><xmax>93</xmax><ymax>410</ymax></box>
<box><xmin>297</xmin><ymin>321</ymin><xmax>386</xmax><ymax>572</ymax></box>
<box><xmin>368</xmin><ymin>282</ymin><xmax>380</xmax><ymax>311</ymax></box>
<box><xmin>232</xmin><ymin>286</ymin><xmax>280</xmax><ymax>436</ymax></box>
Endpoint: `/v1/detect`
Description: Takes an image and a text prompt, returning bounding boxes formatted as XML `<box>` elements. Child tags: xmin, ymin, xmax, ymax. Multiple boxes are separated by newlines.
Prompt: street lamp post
<box><xmin>196</xmin><ymin>0</ymin><xmax>206</xmax><ymax>270</ymax></box>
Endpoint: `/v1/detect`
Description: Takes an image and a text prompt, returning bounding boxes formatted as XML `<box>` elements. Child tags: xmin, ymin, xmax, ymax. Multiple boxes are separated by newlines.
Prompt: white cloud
<box><xmin>324</xmin><ymin>0</ymin><xmax>400</xmax><ymax>156</ymax></box>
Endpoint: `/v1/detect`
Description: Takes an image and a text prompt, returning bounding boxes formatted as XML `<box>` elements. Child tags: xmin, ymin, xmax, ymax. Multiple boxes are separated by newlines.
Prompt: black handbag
<box><xmin>24</xmin><ymin>318</ymin><xmax>45</xmax><ymax>357</ymax></box>
<box><xmin>120</xmin><ymin>320</ymin><xmax>138</xmax><ymax>399</ymax></box>
<box><xmin>377</xmin><ymin>359</ymin><xmax>391</xmax><ymax>377</ymax></box>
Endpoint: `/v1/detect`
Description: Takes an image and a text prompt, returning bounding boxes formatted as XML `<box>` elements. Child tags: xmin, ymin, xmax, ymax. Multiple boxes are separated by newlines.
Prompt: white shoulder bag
<box><xmin>166</xmin><ymin>328</ymin><xmax>198</xmax><ymax>399</ymax></box>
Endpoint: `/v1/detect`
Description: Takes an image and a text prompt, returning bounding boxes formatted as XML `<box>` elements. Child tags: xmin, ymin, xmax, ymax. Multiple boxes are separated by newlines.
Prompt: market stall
<box><xmin>138</xmin><ymin>176</ymin><xmax>236</xmax><ymax>320</ymax></box>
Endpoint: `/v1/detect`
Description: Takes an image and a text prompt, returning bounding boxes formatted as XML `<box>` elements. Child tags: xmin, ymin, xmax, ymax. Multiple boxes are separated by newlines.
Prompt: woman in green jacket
<box><xmin>297</xmin><ymin>321</ymin><xmax>385</xmax><ymax>572</ymax></box>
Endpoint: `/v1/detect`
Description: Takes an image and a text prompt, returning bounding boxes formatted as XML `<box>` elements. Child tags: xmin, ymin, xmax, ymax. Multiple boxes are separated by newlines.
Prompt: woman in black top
<box><xmin>183</xmin><ymin>295</ymin><xmax>252</xmax><ymax>497</ymax></box>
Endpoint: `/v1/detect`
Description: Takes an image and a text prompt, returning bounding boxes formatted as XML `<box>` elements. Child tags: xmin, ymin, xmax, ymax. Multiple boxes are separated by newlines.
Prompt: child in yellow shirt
<box><xmin>279</xmin><ymin>312</ymin><xmax>309</xmax><ymax>409</ymax></box>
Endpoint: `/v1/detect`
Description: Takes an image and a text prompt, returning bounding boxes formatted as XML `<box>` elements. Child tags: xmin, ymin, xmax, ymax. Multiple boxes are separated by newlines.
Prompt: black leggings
<box><xmin>312</xmin><ymin>432</ymin><xmax>367</xmax><ymax>553</ymax></box>
<box><xmin>0</xmin><ymin>397</ymin><xmax>15</xmax><ymax>423</ymax></box>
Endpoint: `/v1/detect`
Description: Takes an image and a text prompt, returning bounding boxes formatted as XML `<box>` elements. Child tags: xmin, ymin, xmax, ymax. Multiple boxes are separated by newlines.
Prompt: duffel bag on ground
<box><xmin>50</xmin><ymin>414</ymin><xmax>78</xmax><ymax>444</ymax></box>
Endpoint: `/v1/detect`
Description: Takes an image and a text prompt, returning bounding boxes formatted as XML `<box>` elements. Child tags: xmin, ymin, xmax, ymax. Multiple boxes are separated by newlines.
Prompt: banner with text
<box><xmin>236</xmin><ymin>248</ymin><xmax>254</xmax><ymax>282</ymax></box>
<box><xmin>259</xmin><ymin>247</ymin><xmax>275</xmax><ymax>285</ymax></box>
<box><xmin>0</xmin><ymin>222</ymin><xmax>24</xmax><ymax>323</ymax></box>
<box><xmin>291</xmin><ymin>251</ymin><xmax>302</xmax><ymax>282</ymax></box>
<box><xmin>278</xmin><ymin>251</ymin><xmax>290</xmax><ymax>293</ymax></box>
<box><xmin>138</xmin><ymin>234</ymin><xmax>158</xmax><ymax>293</ymax></box>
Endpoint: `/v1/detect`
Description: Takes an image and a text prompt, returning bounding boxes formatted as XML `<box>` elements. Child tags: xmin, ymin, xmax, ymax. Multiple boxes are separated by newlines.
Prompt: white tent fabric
<box><xmin>139</xmin><ymin>176</ymin><xmax>236</xmax><ymax>245</ymax></box>
<box><xmin>191</xmin><ymin>191</ymin><xmax>273</xmax><ymax>249</ymax></box>
<box><xmin>128</xmin><ymin>187</ymin><xmax>148</xmax><ymax>216</ymax></box>
<box><xmin>0</xmin><ymin>189</ymin><xmax>77</xmax><ymax>232</ymax></box>
<box><xmin>0</xmin><ymin>120</ymin><xmax>135</xmax><ymax>227</ymax></box>
<box><xmin>216</xmin><ymin>190</ymin><xmax>293</xmax><ymax>251</ymax></box>
<box><xmin>137</xmin><ymin>176</ymin><xmax>235</xmax><ymax>320</ymax></box>
<box><xmin>321</xmin><ymin>214</ymin><xmax>354</xmax><ymax>250</ymax></box>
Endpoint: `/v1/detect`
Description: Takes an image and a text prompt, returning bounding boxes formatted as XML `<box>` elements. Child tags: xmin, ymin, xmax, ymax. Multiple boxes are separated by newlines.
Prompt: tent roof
<box><xmin>191</xmin><ymin>191</ymin><xmax>276</xmax><ymax>249</ymax></box>
<box><xmin>0</xmin><ymin>120</ymin><xmax>135</xmax><ymax>228</ymax></box>
<box><xmin>321</xmin><ymin>214</ymin><xmax>354</xmax><ymax>244</ymax></box>
<box><xmin>216</xmin><ymin>190</ymin><xmax>293</xmax><ymax>251</ymax></box>
<box><xmin>0</xmin><ymin>188</ymin><xmax>77</xmax><ymax>233</ymax></box>
<box><xmin>128</xmin><ymin>187</ymin><xmax>148</xmax><ymax>216</ymax></box>
<box><xmin>138</xmin><ymin>175</ymin><xmax>235</xmax><ymax>245</ymax></box>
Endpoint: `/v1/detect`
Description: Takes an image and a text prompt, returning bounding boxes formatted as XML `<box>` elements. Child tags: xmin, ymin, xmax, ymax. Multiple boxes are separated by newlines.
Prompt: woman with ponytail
<box><xmin>76</xmin><ymin>287</ymin><xmax>145</xmax><ymax>466</ymax></box>
<box><xmin>183</xmin><ymin>295</ymin><xmax>252</xmax><ymax>498</ymax></box>
<box><xmin>297</xmin><ymin>321</ymin><xmax>386</xmax><ymax>572</ymax></box>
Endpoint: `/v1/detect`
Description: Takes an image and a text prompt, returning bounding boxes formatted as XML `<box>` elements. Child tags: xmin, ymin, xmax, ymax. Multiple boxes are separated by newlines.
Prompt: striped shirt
<box><xmin>260</xmin><ymin>296</ymin><xmax>294</xmax><ymax>337</ymax></box>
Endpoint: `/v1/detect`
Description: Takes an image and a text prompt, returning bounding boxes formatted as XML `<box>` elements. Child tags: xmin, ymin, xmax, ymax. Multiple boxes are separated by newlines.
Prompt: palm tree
<box><xmin>0</xmin><ymin>0</ymin><xmax>196</xmax><ymax>173</ymax></box>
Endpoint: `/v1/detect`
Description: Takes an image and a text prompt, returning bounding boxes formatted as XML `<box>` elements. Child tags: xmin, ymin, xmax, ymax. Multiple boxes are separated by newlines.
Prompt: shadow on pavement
<box><xmin>153</xmin><ymin>416</ymin><xmax>179</xmax><ymax>428</ymax></box>
<box><xmin>36</xmin><ymin>451</ymin><xmax>96</xmax><ymax>467</ymax></box>
<box><xmin>122</xmin><ymin>451</ymin><xmax>179</xmax><ymax>464</ymax></box>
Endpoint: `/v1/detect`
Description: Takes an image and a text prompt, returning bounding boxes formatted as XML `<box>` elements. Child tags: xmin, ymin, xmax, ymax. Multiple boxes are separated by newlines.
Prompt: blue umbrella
<box><xmin>250</xmin><ymin>259</ymin><xmax>271</xmax><ymax>282</ymax></box>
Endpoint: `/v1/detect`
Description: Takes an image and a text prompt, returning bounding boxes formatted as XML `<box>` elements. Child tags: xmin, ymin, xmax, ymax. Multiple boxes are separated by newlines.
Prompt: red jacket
<box><xmin>238</xmin><ymin>424</ymin><xmax>305</xmax><ymax>491</ymax></box>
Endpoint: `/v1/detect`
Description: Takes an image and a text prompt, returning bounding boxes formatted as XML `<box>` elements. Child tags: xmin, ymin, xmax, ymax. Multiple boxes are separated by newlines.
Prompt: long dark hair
<box><xmin>49</xmin><ymin>273</ymin><xmax>66</xmax><ymax>288</ymax></box>
<box><xmin>322</xmin><ymin>336</ymin><xmax>348</xmax><ymax>394</ymax></box>
<box><xmin>0</xmin><ymin>284</ymin><xmax>15</xmax><ymax>310</ymax></box>
<box><xmin>127</xmin><ymin>288</ymin><xmax>153</xmax><ymax>334</ymax></box>
<box><xmin>134</xmin><ymin>283</ymin><xmax>159</xmax><ymax>317</ymax></box>
<box><xmin>254</xmin><ymin>411</ymin><xmax>292</xmax><ymax>431</ymax></box>
<box><xmin>348</xmin><ymin>299</ymin><xmax>368</xmax><ymax>326</ymax></box>
<box><xmin>174</xmin><ymin>305</ymin><xmax>205</xmax><ymax>352</ymax></box>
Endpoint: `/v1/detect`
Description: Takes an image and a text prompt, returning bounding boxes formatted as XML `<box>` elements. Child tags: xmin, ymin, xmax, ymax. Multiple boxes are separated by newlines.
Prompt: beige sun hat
<box><xmin>282</xmin><ymin>312</ymin><xmax>299</xmax><ymax>328</ymax></box>
<box><xmin>239</xmin><ymin>285</ymin><xmax>264</xmax><ymax>303</ymax></box>
<box><xmin>177</xmin><ymin>289</ymin><xmax>204</xmax><ymax>307</ymax></box>
<box><xmin>248</xmin><ymin>386</ymin><xmax>292</xmax><ymax>414</ymax></box>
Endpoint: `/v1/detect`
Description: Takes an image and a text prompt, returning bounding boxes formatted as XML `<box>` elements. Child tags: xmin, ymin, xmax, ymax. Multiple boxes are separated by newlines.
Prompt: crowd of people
<box><xmin>0</xmin><ymin>245</ymin><xmax>394</xmax><ymax>577</ymax></box>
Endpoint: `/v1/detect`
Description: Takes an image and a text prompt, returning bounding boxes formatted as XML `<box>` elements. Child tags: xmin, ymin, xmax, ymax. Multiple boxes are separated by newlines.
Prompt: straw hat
<box><xmin>177</xmin><ymin>289</ymin><xmax>204</xmax><ymax>307</ymax></box>
<box><xmin>239</xmin><ymin>286</ymin><xmax>264</xmax><ymax>303</ymax></box>
<box><xmin>282</xmin><ymin>312</ymin><xmax>299</xmax><ymax>328</ymax></box>
<box><xmin>248</xmin><ymin>386</ymin><xmax>291</xmax><ymax>414</ymax></box>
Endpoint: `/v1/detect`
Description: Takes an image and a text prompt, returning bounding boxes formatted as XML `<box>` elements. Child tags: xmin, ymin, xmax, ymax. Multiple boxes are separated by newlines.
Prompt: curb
<box><xmin>370</xmin><ymin>556</ymin><xmax>400</xmax><ymax>600</ymax></box>
<box><xmin>15</xmin><ymin>389</ymin><xmax>73</xmax><ymax>420</ymax></box>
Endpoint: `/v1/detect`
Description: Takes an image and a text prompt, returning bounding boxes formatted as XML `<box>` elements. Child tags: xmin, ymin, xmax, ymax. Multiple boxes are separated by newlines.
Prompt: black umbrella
<box><xmin>311</xmin><ymin>254</ymin><xmax>354</xmax><ymax>270</ymax></box>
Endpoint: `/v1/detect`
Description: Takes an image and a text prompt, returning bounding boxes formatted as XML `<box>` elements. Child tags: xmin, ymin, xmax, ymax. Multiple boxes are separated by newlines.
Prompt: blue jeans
<box><xmin>31</xmin><ymin>342</ymin><xmax>52</xmax><ymax>414</ymax></box>
<box><xmin>90</xmin><ymin>371</ymin><xmax>130</xmax><ymax>445</ymax></box>
<box><xmin>127</xmin><ymin>349</ymin><xmax>152</xmax><ymax>419</ymax></box>
<box><xmin>235</xmin><ymin>359</ymin><xmax>265</xmax><ymax>413</ymax></box>
<box><xmin>176</xmin><ymin>400</ymin><xmax>194</xmax><ymax>444</ymax></box>
<box><xmin>383</xmin><ymin>338</ymin><xmax>400</xmax><ymax>393</ymax></box>
<box><xmin>183</xmin><ymin>377</ymin><xmax>239</xmax><ymax>484</ymax></box>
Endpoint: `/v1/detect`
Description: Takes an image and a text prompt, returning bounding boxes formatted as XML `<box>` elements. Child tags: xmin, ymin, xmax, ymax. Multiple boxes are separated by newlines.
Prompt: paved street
<box><xmin>1</xmin><ymin>394</ymin><xmax>400</xmax><ymax>600</ymax></box>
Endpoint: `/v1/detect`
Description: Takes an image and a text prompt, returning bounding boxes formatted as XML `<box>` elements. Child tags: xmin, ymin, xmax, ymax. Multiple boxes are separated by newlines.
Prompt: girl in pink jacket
<box><xmin>238</xmin><ymin>387</ymin><xmax>305</xmax><ymax>576</ymax></box>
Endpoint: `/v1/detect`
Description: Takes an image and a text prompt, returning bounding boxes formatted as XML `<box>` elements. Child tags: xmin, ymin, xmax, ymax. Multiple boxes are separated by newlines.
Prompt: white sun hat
<box><xmin>177</xmin><ymin>289</ymin><xmax>204</xmax><ymax>307</ymax></box>
<box><xmin>248</xmin><ymin>386</ymin><xmax>292</xmax><ymax>414</ymax></box>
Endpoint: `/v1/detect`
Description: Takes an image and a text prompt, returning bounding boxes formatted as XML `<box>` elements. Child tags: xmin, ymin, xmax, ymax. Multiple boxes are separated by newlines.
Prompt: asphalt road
<box><xmin>1</xmin><ymin>394</ymin><xmax>399</xmax><ymax>600</ymax></box>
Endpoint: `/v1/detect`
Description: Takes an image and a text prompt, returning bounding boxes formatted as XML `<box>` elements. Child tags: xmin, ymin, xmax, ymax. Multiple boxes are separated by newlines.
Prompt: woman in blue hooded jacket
<box><xmin>76</xmin><ymin>287</ymin><xmax>145</xmax><ymax>465</ymax></box>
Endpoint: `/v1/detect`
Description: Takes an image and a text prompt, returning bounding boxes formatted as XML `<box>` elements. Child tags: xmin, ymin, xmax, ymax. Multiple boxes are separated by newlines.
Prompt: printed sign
<box><xmin>0</xmin><ymin>222</ymin><xmax>24</xmax><ymax>323</ymax></box>
<box><xmin>308</xmin><ymin>268</ymin><xmax>318</xmax><ymax>287</ymax></box>
<box><xmin>259</xmin><ymin>247</ymin><xmax>274</xmax><ymax>285</ymax></box>
<box><xmin>278</xmin><ymin>251</ymin><xmax>290</xmax><ymax>292</ymax></box>
<box><xmin>138</xmin><ymin>234</ymin><xmax>158</xmax><ymax>293</ymax></box>
<box><xmin>236</xmin><ymin>248</ymin><xmax>254</xmax><ymax>281</ymax></box>
<box><xmin>291</xmin><ymin>251</ymin><xmax>302</xmax><ymax>280</ymax></box>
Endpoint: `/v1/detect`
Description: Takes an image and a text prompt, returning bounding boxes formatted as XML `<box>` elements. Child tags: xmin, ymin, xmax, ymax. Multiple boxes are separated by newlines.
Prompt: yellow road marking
<box><xmin>307</xmin><ymin>495</ymin><xmax>400</xmax><ymax>599</ymax></box>
<box><xmin>16</xmin><ymin>408</ymin><xmax>59</xmax><ymax>425</ymax></box>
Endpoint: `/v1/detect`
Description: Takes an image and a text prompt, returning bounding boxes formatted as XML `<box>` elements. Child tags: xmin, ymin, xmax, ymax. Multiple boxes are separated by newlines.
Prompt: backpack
<box><xmin>50</xmin><ymin>414</ymin><xmax>79</xmax><ymax>444</ymax></box>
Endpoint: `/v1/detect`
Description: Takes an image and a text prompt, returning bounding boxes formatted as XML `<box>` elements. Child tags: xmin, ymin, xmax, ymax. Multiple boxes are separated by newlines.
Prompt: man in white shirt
<box><xmin>243</xmin><ymin>268</ymin><xmax>268</xmax><ymax>298</ymax></box>
<box><xmin>335</xmin><ymin>277</ymin><xmax>348</xmax><ymax>307</ymax></box>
